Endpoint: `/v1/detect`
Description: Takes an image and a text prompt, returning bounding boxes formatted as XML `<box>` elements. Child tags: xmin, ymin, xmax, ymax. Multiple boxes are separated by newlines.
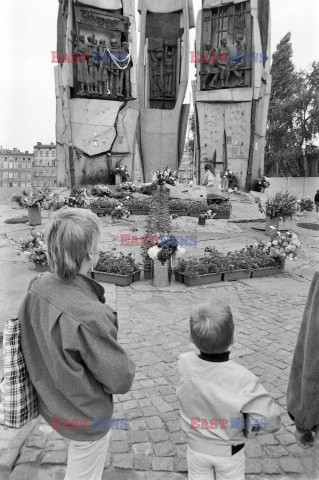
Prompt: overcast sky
<box><xmin>0</xmin><ymin>0</ymin><xmax>318</xmax><ymax>153</ymax></box>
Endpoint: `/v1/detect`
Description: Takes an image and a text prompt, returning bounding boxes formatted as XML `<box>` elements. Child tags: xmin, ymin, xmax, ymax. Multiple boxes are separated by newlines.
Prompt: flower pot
<box><xmin>144</xmin><ymin>269</ymin><xmax>153</xmax><ymax>280</ymax></box>
<box><xmin>115</xmin><ymin>174</ymin><xmax>122</xmax><ymax>185</ymax></box>
<box><xmin>170</xmin><ymin>210</ymin><xmax>188</xmax><ymax>217</ymax></box>
<box><xmin>189</xmin><ymin>212</ymin><xmax>205</xmax><ymax>217</ymax></box>
<box><xmin>183</xmin><ymin>272</ymin><xmax>222</xmax><ymax>287</ymax></box>
<box><xmin>251</xmin><ymin>266</ymin><xmax>280</xmax><ymax>278</ymax></box>
<box><xmin>132</xmin><ymin>270</ymin><xmax>141</xmax><ymax>282</ymax></box>
<box><xmin>91</xmin><ymin>207</ymin><xmax>107</xmax><ymax>217</ymax></box>
<box><xmin>222</xmin><ymin>269</ymin><xmax>251</xmax><ymax>282</ymax></box>
<box><xmin>152</xmin><ymin>259</ymin><xmax>172</xmax><ymax>288</ymax></box>
<box><xmin>28</xmin><ymin>205</ymin><xmax>41</xmax><ymax>226</ymax></box>
<box><xmin>35</xmin><ymin>264</ymin><xmax>51</xmax><ymax>272</ymax></box>
<box><xmin>265</xmin><ymin>217</ymin><xmax>280</xmax><ymax>236</ymax></box>
<box><xmin>198</xmin><ymin>217</ymin><xmax>206</xmax><ymax>225</ymax></box>
<box><xmin>93</xmin><ymin>271</ymin><xmax>134</xmax><ymax>286</ymax></box>
<box><xmin>130</xmin><ymin>210</ymin><xmax>149</xmax><ymax>216</ymax></box>
<box><xmin>174</xmin><ymin>271</ymin><xmax>184</xmax><ymax>283</ymax></box>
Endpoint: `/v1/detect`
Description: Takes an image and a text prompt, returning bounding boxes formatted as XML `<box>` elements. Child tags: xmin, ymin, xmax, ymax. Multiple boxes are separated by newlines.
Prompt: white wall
<box><xmin>266</xmin><ymin>177</ymin><xmax>319</xmax><ymax>200</ymax></box>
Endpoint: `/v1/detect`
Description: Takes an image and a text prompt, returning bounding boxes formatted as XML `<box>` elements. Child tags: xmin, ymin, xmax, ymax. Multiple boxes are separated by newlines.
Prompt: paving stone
<box><xmin>126</xmin><ymin>408</ymin><xmax>144</xmax><ymax>420</ymax></box>
<box><xmin>132</xmin><ymin>442</ymin><xmax>153</xmax><ymax>455</ymax></box>
<box><xmin>245</xmin><ymin>441</ymin><xmax>263</xmax><ymax>458</ymax></box>
<box><xmin>245</xmin><ymin>458</ymin><xmax>262</xmax><ymax>474</ymax></box>
<box><xmin>174</xmin><ymin>458</ymin><xmax>188</xmax><ymax>473</ymax></box>
<box><xmin>151</xmin><ymin>457</ymin><xmax>174</xmax><ymax>472</ymax></box>
<box><xmin>25</xmin><ymin>435</ymin><xmax>47</xmax><ymax>449</ymax></box>
<box><xmin>110</xmin><ymin>441</ymin><xmax>130</xmax><ymax>454</ymax></box>
<box><xmin>257</xmin><ymin>433</ymin><xmax>279</xmax><ymax>446</ymax></box>
<box><xmin>41</xmin><ymin>450</ymin><xmax>68</xmax><ymax>465</ymax></box>
<box><xmin>111</xmin><ymin>429</ymin><xmax>128</xmax><ymax>441</ymax></box>
<box><xmin>45</xmin><ymin>440</ymin><xmax>68</xmax><ymax>452</ymax></box>
<box><xmin>280</xmin><ymin>457</ymin><xmax>304</xmax><ymax>473</ymax></box>
<box><xmin>129</xmin><ymin>419</ymin><xmax>147</xmax><ymax>430</ymax></box>
<box><xmin>128</xmin><ymin>430</ymin><xmax>150</xmax><ymax>444</ymax></box>
<box><xmin>264</xmin><ymin>445</ymin><xmax>289</xmax><ymax>458</ymax></box>
<box><xmin>16</xmin><ymin>448</ymin><xmax>42</xmax><ymax>465</ymax></box>
<box><xmin>143</xmin><ymin>407</ymin><xmax>159</xmax><ymax>417</ymax></box>
<box><xmin>169</xmin><ymin>431</ymin><xmax>186</xmax><ymax>444</ymax></box>
<box><xmin>112</xmin><ymin>453</ymin><xmax>134</xmax><ymax>469</ymax></box>
<box><xmin>149</xmin><ymin>429</ymin><xmax>169</xmax><ymax>443</ymax></box>
<box><xmin>166</xmin><ymin>421</ymin><xmax>181</xmax><ymax>433</ymax></box>
<box><xmin>134</xmin><ymin>455</ymin><xmax>152</xmax><ymax>471</ymax></box>
<box><xmin>145</xmin><ymin>417</ymin><xmax>164</xmax><ymax>430</ymax></box>
<box><xmin>275</xmin><ymin>432</ymin><xmax>297</xmax><ymax>446</ymax></box>
<box><xmin>153</xmin><ymin>441</ymin><xmax>176</xmax><ymax>457</ymax></box>
<box><xmin>260</xmin><ymin>458</ymin><xmax>282</xmax><ymax>474</ymax></box>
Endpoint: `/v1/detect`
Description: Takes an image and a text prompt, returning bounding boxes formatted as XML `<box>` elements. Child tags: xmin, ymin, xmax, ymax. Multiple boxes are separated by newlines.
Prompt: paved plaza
<box><xmin>0</xmin><ymin>189</ymin><xmax>319</xmax><ymax>479</ymax></box>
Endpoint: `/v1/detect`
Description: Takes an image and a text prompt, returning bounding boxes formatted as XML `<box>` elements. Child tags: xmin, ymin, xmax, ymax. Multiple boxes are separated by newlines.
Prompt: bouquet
<box><xmin>117</xmin><ymin>182</ymin><xmax>136</xmax><ymax>193</ymax></box>
<box><xmin>91</xmin><ymin>185</ymin><xmax>110</xmax><ymax>197</ymax></box>
<box><xmin>113</xmin><ymin>165</ymin><xmax>129</xmax><ymax>181</ymax></box>
<box><xmin>254</xmin><ymin>176</ymin><xmax>270</xmax><ymax>191</ymax></box>
<box><xmin>254</xmin><ymin>229</ymin><xmax>301</xmax><ymax>267</ymax></box>
<box><xmin>20</xmin><ymin>188</ymin><xmax>49</xmax><ymax>208</ymax></box>
<box><xmin>152</xmin><ymin>168</ymin><xmax>178</xmax><ymax>186</ymax></box>
<box><xmin>17</xmin><ymin>229</ymin><xmax>48</xmax><ymax>266</ymax></box>
<box><xmin>255</xmin><ymin>191</ymin><xmax>298</xmax><ymax>221</ymax></box>
<box><xmin>148</xmin><ymin>234</ymin><xmax>186</xmax><ymax>265</ymax></box>
<box><xmin>111</xmin><ymin>203</ymin><xmax>130</xmax><ymax>219</ymax></box>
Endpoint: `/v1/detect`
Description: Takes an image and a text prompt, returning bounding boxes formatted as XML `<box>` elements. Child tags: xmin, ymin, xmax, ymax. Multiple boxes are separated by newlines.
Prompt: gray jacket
<box><xmin>18</xmin><ymin>272</ymin><xmax>136</xmax><ymax>440</ymax></box>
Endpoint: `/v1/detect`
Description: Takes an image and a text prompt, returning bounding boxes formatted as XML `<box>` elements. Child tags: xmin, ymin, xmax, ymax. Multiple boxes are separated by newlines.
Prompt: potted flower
<box><xmin>152</xmin><ymin>168</ymin><xmax>178</xmax><ymax>192</ymax></box>
<box><xmin>113</xmin><ymin>165</ymin><xmax>129</xmax><ymax>185</ymax></box>
<box><xmin>254</xmin><ymin>176</ymin><xmax>270</xmax><ymax>193</ymax></box>
<box><xmin>93</xmin><ymin>251</ymin><xmax>140</xmax><ymax>286</ymax></box>
<box><xmin>255</xmin><ymin>192</ymin><xmax>298</xmax><ymax>235</ymax></box>
<box><xmin>20</xmin><ymin>188</ymin><xmax>48</xmax><ymax>226</ymax></box>
<box><xmin>175</xmin><ymin>251</ymin><xmax>224</xmax><ymax>287</ymax></box>
<box><xmin>208</xmin><ymin>200</ymin><xmax>232</xmax><ymax>219</ymax></box>
<box><xmin>187</xmin><ymin>200</ymin><xmax>207</xmax><ymax>217</ymax></box>
<box><xmin>18</xmin><ymin>229</ymin><xmax>51</xmax><ymax>272</ymax></box>
<box><xmin>68</xmin><ymin>187</ymin><xmax>89</xmax><ymax>208</ymax></box>
<box><xmin>221</xmin><ymin>170</ymin><xmax>238</xmax><ymax>191</ymax></box>
<box><xmin>254</xmin><ymin>229</ymin><xmax>301</xmax><ymax>273</ymax></box>
<box><xmin>148</xmin><ymin>234</ymin><xmax>185</xmax><ymax>287</ymax></box>
<box><xmin>111</xmin><ymin>203</ymin><xmax>130</xmax><ymax>221</ymax></box>
<box><xmin>90</xmin><ymin>185</ymin><xmax>111</xmax><ymax>197</ymax></box>
<box><xmin>222</xmin><ymin>249</ymin><xmax>254</xmax><ymax>281</ymax></box>
<box><xmin>125</xmin><ymin>197</ymin><xmax>151</xmax><ymax>215</ymax></box>
<box><xmin>298</xmin><ymin>197</ymin><xmax>314</xmax><ymax>213</ymax></box>
<box><xmin>117</xmin><ymin>182</ymin><xmax>136</xmax><ymax>193</ymax></box>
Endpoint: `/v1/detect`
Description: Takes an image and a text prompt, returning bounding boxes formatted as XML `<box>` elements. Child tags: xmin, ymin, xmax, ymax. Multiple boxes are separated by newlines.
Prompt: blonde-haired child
<box><xmin>19</xmin><ymin>208</ymin><xmax>136</xmax><ymax>480</ymax></box>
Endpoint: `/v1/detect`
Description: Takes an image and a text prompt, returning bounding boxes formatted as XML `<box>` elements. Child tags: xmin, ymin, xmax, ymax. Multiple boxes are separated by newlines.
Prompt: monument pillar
<box><xmin>55</xmin><ymin>0</ymin><xmax>141</xmax><ymax>187</ymax></box>
<box><xmin>194</xmin><ymin>0</ymin><xmax>271</xmax><ymax>190</ymax></box>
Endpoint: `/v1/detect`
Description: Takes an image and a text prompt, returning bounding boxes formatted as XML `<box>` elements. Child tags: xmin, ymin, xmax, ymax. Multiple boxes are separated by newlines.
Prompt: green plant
<box><xmin>20</xmin><ymin>188</ymin><xmax>50</xmax><ymax>208</ymax></box>
<box><xmin>298</xmin><ymin>197</ymin><xmax>314</xmax><ymax>212</ymax></box>
<box><xmin>111</xmin><ymin>203</ymin><xmax>130</xmax><ymax>219</ymax></box>
<box><xmin>152</xmin><ymin>168</ymin><xmax>178</xmax><ymax>186</ymax></box>
<box><xmin>96</xmin><ymin>251</ymin><xmax>139</xmax><ymax>275</ymax></box>
<box><xmin>90</xmin><ymin>185</ymin><xmax>111</xmax><ymax>197</ymax></box>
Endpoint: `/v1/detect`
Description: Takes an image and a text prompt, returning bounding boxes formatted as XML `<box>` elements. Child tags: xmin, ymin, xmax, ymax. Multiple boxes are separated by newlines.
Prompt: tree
<box><xmin>265</xmin><ymin>34</ymin><xmax>319</xmax><ymax>176</ymax></box>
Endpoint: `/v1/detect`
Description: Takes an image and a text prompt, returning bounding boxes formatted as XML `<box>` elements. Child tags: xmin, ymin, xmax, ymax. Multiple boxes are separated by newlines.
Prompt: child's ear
<box><xmin>87</xmin><ymin>251</ymin><xmax>93</xmax><ymax>261</ymax></box>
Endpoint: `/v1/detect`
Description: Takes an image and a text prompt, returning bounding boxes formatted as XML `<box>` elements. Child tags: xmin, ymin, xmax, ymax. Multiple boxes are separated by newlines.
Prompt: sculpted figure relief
<box><xmin>150</xmin><ymin>50</ymin><xmax>163</xmax><ymax>97</ymax></box>
<box><xmin>74</xmin><ymin>34</ymin><xmax>89</xmax><ymax>94</ymax></box>
<box><xmin>163</xmin><ymin>47</ymin><xmax>174</xmax><ymax>97</ymax></box>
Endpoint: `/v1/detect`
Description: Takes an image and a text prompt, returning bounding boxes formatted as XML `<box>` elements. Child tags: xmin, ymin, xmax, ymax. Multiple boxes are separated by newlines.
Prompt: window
<box><xmin>40</xmin><ymin>151</ymin><xmax>44</xmax><ymax>156</ymax></box>
<box><xmin>46</xmin><ymin>151</ymin><xmax>49</xmax><ymax>156</ymax></box>
<box><xmin>49</xmin><ymin>180</ymin><xmax>53</xmax><ymax>187</ymax></box>
<box><xmin>3</xmin><ymin>162</ymin><xmax>8</xmax><ymax>169</ymax></box>
<box><xmin>8</xmin><ymin>172</ymin><xmax>13</xmax><ymax>179</ymax></box>
<box><xmin>27</xmin><ymin>162</ymin><xmax>32</xmax><ymax>168</ymax></box>
<box><xmin>26</xmin><ymin>182</ymin><xmax>32</xmax><ymax>187</ymax></box>
<box><xmin>21</xmin><ymin>172</ymin><xmax>26</xmax><ymax>179</ymax></box>
<box><xmin>28</xmin><ymin>157</ymin><xmax>31</xmax><ymax>161</ymax></box>
<box><xmin>34</xmin><ymin>171</ymin><xmax>38</xmax><ymax>177</ymax></box>
<box><xmin>12</xmin><ymin>182</ymin><xmax>18</xmax><ymax>187</ymax></box>
<box><xmin>38</xmin><ymin>181</ymin><xmax>43</xmax><ymax>187</ymax></box>
<box><xmin>9</xmin><ymin>162</ymin><xmax>13</xmax><ymax>169</ymax></box>
<box><xmin>39</xmin><ymin>171</ymin><xmax>43</xmax><ymax>176</ymax></box>
<box><xmin>21</xmin><ymin>182</ymin><xmax>26</xmax><ymax>188</ymax></box>
<box><xmin>45</xmin><ymin>170</ymin><xmax>49</xmax><ymax>176</ymax></box>
<box><xmin>3</xmin><ymin>182</ymin><xmax>9</xmax><ymax>187</ymax></box>
<box><xmin>14</xmin><ymin>172</ymin><xmax>18</xmax><ymax>179</ymax></box>
<box><xmin>39</xmin><ymin>159</ymin><xmax>43</xmax><ymax>166</ymax></box>
<box><xmin>3</xmin><ymin>172</ymin><xmax>8</xmax><ymax>179</ymax></box>
<box><xmin>27</xmin><ymin>172</ymin><xmax>31</xmax><ymax>180</ymax></box>
<box><xmin>34</xmin><ymin>181</ymin><xmax>38</xmax><ymax>187</ymax></box>
<box><xmin>52</xmin><ymin>150</ymin><xmax>56</xmax><ymax>156</ymax></box>
<box><xmin>14</xmin><ymin>162</ymin><xmax>18</xmax><ymax>169</ymax></box>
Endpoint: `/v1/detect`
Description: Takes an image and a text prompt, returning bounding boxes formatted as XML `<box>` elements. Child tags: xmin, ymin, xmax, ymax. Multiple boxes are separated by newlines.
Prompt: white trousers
<box><xmin>64</xmin><ymin>430</ymin><xmax>111</xmax><ymax>480</ymax></box>
<box><xmin>187</xmin><ymin>445</ymin><xmax>245</xmax><ymax>480</ymax></box>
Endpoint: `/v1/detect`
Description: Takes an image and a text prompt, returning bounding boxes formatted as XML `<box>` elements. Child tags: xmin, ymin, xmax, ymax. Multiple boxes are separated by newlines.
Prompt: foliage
<box><xmin>95</xmin><ymin>251</ymin><xmax>139</xmax><ymax>275</ymax></box>
<box><xmin>148</xmin><ymin>234</ymin><xmax>185</xmax><ymax>265</ymax></box>
<box><xmin>42</xmin><ymin>193</ymin><xmax>68</xmax><ymax>211</ymax></box>
<box><xmin>139</xmin><ymin>183</ymin><xmax>158</xmax><ymax>196</ymax></box>
<box><xmin>254</xmin><ymin>176</ymin><xmax>270</xmax><ymax>191</ymax></box>
<box><xmin>91</xmin><ymin>197</ymin><xmax>120</xmax><ymax>214</ymax></box>
<box><xmin>255</xmin><ymin>191</ymin><xmax>298</xmax><ymax>220</ymax></box>
<box><xmin>117</xmin><ymin>182</ymin><xmax>136</xmax><ymax>193</ymax></box>
<box><xmin>68</xmin><ymin>187</ymin><xmax>88</xmax><ymax>208</ymax></box>
<box><xmin>298</xmin><ymin>197</ymin><xmax>314</xmax><ymax>212</ymax></box>
<box><xmin>265</xmin><ymin>33</ymin><xmax>319</xmax><ymax>176</ymax></box>
<box><xmin>17</xmin><ymin>229</ymin><xmax>48</xmax><ymax>266</ymax></box>
<box><xmin>255</xmin><ymin>229</ymin><xmax>301</xmax><ymax>267</ymax></box>
<box><xmin>168</xmin><ymin>198</ymin><xmax>188</xmax><ymax>212</ymax></box>
<box><xmin>113</xmin><ymin>165</ymin><xmax>129</xmax><ymax>181</ymax></box>
<box><xmin>124</xmin><ymin>197</ymin><xmax>152</xmax><ymax>212</ymax></box>
<box><xmin>186</xmin><ymin>200</ymin><xmax>207</xmax><ymax>213</ymax></box>
<box><xmin>90</xmin><ymin>185</ymin><xmax>111</xmax><ymax>197</ymax></box>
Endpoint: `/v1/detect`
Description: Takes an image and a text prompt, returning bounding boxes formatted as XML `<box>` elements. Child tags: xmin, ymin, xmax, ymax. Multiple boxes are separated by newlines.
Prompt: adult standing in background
<box><xmin>202</xmin><ymin>163</ymin><xmax>221</xmax><ymax>203</ymax></box>
<box><xmin>315</xmin><ymin>190</ymin><xmax>319</xmax><ymax>213</ymax></box>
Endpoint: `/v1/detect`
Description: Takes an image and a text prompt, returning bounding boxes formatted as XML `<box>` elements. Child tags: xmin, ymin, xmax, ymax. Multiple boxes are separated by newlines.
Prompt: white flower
<box><xmin>148</xmin><ymin>246</ymin><xmax>161</xmax><ymax>259</ymax></box>
<box><xmin>272</xmin><ymin>240</ymin><xmax>278</xmax><ymax>246</ymax></box>
<box><xmin>176</xmin><ymin>246</ymin><xmax>186</xmax><ymax>257</ymax></box>
<box><xmin>269</xmin><ymin>226</ymin><xmax>276</xmax><ymax>230</ymax></box>
<box><xmin>267</xmin><ymin>242</ymin><xmax>272</xmax><ymax>248</ymax></box>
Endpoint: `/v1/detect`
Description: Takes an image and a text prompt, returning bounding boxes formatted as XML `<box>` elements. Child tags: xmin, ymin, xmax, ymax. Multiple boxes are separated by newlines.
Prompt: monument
<box><xmin>137</xmin><ymin>0</ymin><xmax>195</xmax><ymax>182</ymax></box>
<box><xmin>194</xmin><ymin>0</ymin><xmax>271</xmax><ymax>190</ymax></box>
<box><xmin>55</xmin><ymin>0</ymin><xmax>141</xmax><ymax>186</ymax></box>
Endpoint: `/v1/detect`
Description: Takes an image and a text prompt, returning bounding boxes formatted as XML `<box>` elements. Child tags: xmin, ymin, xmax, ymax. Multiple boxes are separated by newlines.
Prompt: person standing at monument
<box><xmin>203</xmin><ymin>163</ymin><xmax>221</xmax><ymax>202</ymax></box>
<box><xmin>315</xmin><ymin>190</ymin><xmax>319</xmax><ymax>213</ymax></box>
<box><xmin>18</xmin><ymin>209</ymin><xmax>136</xmax><ymax>480</ymax></box>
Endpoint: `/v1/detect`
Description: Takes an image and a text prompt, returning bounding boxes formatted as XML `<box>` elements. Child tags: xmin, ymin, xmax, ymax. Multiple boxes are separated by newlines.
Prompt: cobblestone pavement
<box><xmin>0</xmin><ymin>190</ymin><xmax>319</xmax><ymax>479</ymax></box>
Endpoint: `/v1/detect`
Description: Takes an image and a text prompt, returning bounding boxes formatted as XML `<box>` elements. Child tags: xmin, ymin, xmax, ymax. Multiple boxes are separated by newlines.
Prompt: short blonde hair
<box><xmin>190</xmin><ymin>304</ymin><xmax>234</xmax><ymax>354</ymax></box>
<box><xmin>45</xmin><ymin>208</ymin><xmax>101</xmax><ymax>282</ymax></box>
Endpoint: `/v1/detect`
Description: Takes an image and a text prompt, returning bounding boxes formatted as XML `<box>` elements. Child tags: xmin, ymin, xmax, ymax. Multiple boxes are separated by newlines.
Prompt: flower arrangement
<box><xmin>255</xmin><ymin>191</ymin><xmax>298</xmax><ymax>221</ymax></box>
<box><xmin>42</xmin><ymin>193</ymin><xmax>68</xmax><ymax>211</ymax></box>
<box><xmin>117</xmin><ymin>182</ymin><xmax>136</xmax><ymax>193</ymax></box>
<box><xmin>152</xmin><ymin>168</ymin><xmax>178</xmax><ymax>186</ymax></box>
<box><xmin>17</xmin><ymin>229</ymin><xmax>48</xmax><ymax>266</ymax></box>
<box><xmin>95</xmin><ymin>251</ymin><xmax>139</xmax><ymax>275</ymax></box>
<box><xmin>169</xmin><ymin>198</ymin><xmax>188</xmax><ymax>212</ymax></box>
<box><xmin>11</xmin><ymin>194</ymin><xmax>23</xmax><ymax>206</ymax></box>
<box><xmin>148</xmin><ymin>234</ymin><xmax>186</xmax><ymax>265</ymax></box>
<box><xmin>221</xmin><ymin>170</ymin><xmax>238</xmax><ymax>189</ymax></box>
<box><xmin>298</xmin><ymin>197</ymin><xmax>314</xmax><ymax>213</ymax></box>
<box><xmin>254</xmin><ymin>176</ymin><xmax>270</xmax><ymax>192</ymax></box>
<box><xmin>90</xmin><ymin>185</ymin><xmax>111</xmax><ymax>197</ymax></box>
<box><xmin>255</xmin><ymin>229</ymin><xmax>301</xmax><ymax>267</ymax></box>
<box><xmin>20</xmin><ymin>188</ymin><xmax>49</xmax><ymax>208</ymax></box>
<box><xmin>199</xmin><ymin>210</ymin><xmax>216</xmax><ymax>220</ymax></box>
<box><xmin>68</xmin><ymin>187</ymin><xmax>88</xmax><ymax>208</ymax></box>
<box><xmin>113</xmin><ymin>165</ymin><xmax>129</xmax><ymax>181</ymax></box>
<box><xmin>111</xmin><ymin>203</ymin><xmax>130</xmax><ymax>219</ymax></box>
<box><xmin>186</xmin><ymin>200</ymin><xmax>207</xmax><ymax>214</ymax></box>
<box><xmin>207</xmin><ymin>201</ymin><xmax>232</xmax><ymax>213</ymax></box>
<box><xmin>91</xmin><ymin>197</ymin><xmax>120</xmax><ymax>214</ymax></box>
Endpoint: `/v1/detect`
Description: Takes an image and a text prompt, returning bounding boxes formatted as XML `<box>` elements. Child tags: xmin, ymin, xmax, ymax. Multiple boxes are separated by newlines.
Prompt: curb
<box><xmin>0</xmin><ymin>416</ymin><xmax>41</xmax><ymax>479</ymax></box>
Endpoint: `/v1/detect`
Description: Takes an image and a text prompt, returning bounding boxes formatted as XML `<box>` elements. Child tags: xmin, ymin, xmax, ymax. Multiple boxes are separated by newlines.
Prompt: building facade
<box><xmin>33</xmin><ymin>142</ymin><xmax>57</xmax><ymax>188</ymax></box>
<box><xmin>0</xmin><ymin>147</ymin><xmax>33</xmax><ymax>188</ymax></box>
